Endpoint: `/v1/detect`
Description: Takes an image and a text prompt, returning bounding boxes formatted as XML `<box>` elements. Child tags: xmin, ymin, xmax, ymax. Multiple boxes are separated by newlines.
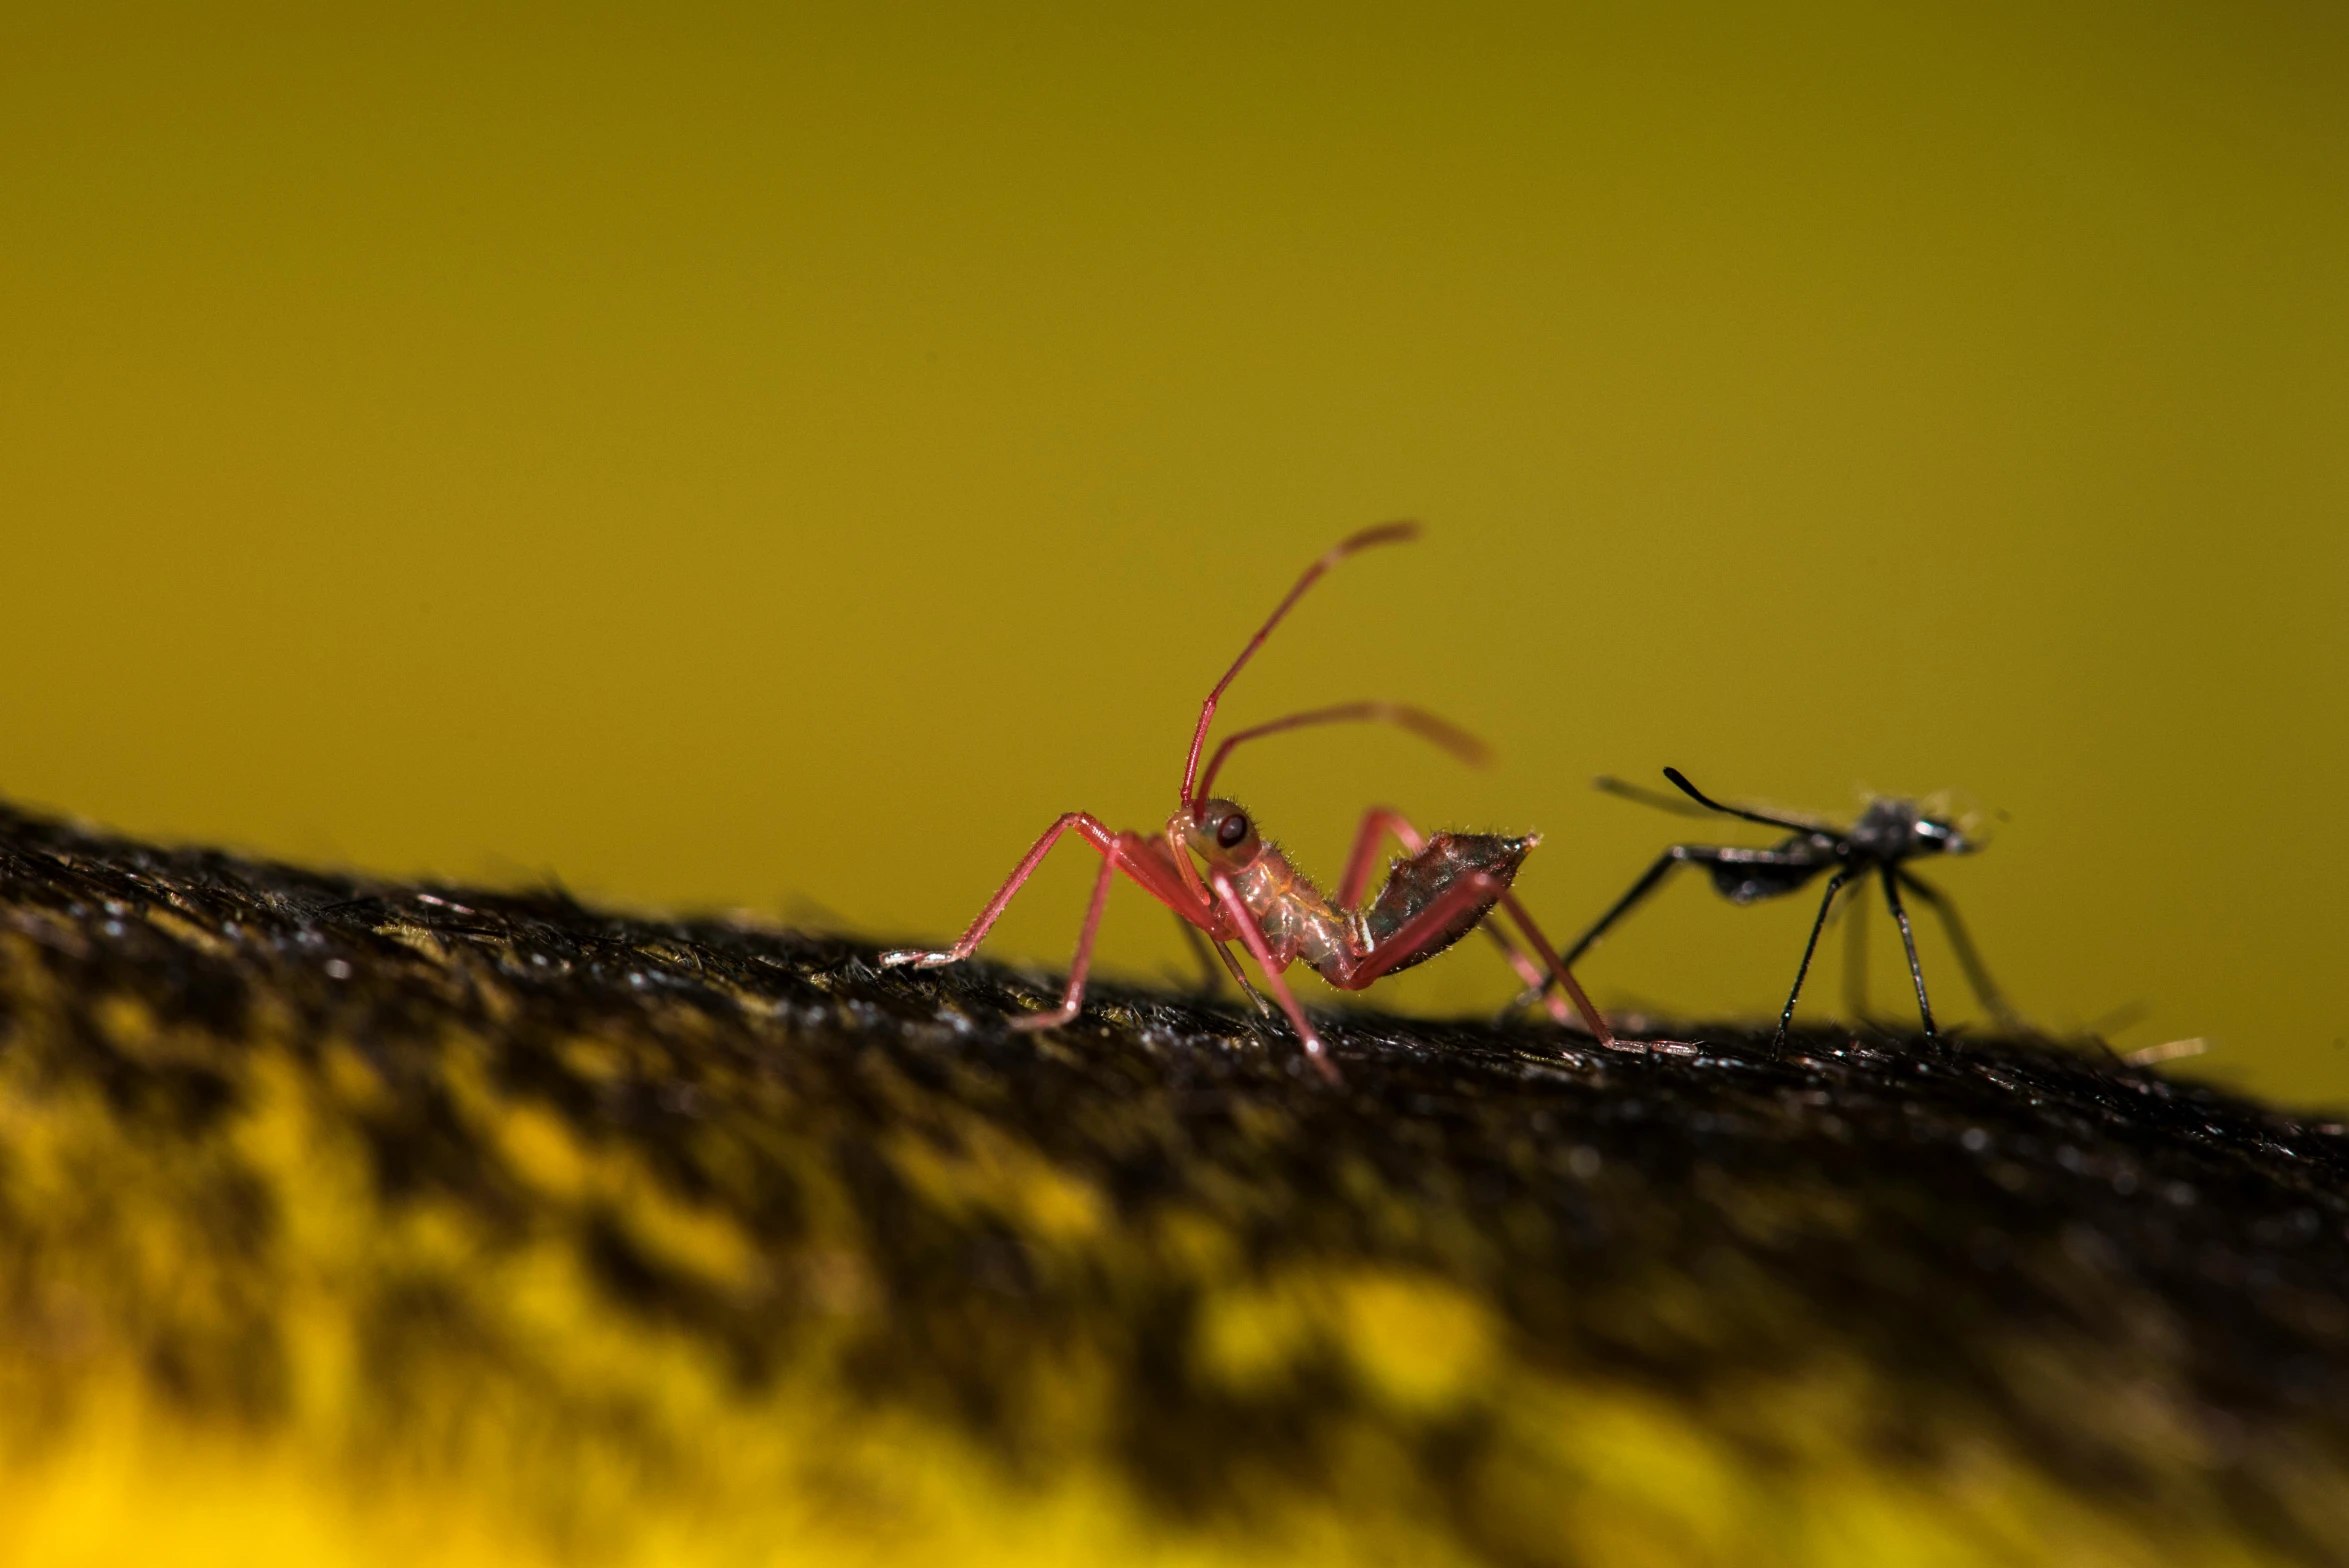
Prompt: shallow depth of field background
<box><xmin>4</xmin><ymin>2</ymin><xmax>2343</xmax><ymax>1106</ymax></box>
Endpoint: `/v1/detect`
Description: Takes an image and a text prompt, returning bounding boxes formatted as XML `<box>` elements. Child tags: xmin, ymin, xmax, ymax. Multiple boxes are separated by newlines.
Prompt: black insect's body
<box><xmin>1565</xmin><ymin>769</ymin><xmax>2013</xmax><ymax>1048</ymax></box>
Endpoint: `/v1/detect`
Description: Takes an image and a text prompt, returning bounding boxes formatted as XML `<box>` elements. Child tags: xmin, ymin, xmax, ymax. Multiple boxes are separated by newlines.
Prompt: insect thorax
<box><xmin>1848</xmin><ymin>799</ymin><xmax>1922</xmax><ymax>860</ymax></box>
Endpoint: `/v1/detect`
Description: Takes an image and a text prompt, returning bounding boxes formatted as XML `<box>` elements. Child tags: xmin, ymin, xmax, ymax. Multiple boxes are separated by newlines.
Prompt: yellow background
<box><xmin>4</xmin><ymin>2</ymin><xmax>2343</xmax><ymax>1105</ymax></box>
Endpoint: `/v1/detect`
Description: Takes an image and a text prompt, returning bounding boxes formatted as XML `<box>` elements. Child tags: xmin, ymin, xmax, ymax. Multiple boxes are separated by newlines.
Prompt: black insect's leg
<box><xmin>1499</xmin><ymin>846</ymin><xmax>1702</xmax><ymax>1018</ymax></box>
<box><xmin>1895</xmin><ymin>871</ymin><xmax>2019</xmax><ymax>1029</ymax></box>
<box><xmin>1563</xmin><ymin>847</ymin><xmax>1712</xmax><ymax>968</ymax></box>
<box><xmin>1877</xmin><ymin>865</ymin><xmax>1936</xmax><ymax>1041</ymax></box>
<box><xmin>1773</xmin><ymin>870</ymin><xmax>1853</xmax><ymax>1053</ymax></box>
<box><xmin>1841</xmin><ymin>874</ymin><xmax>1871</xmax><ymax>1024</ymax></box>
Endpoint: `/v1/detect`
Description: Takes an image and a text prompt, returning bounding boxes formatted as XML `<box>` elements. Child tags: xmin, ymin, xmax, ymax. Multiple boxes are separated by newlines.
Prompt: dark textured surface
<box><xmin>1</xmin><ymin>797</ymin><xmax>2346</xmax><ymax>1564</ymax></box>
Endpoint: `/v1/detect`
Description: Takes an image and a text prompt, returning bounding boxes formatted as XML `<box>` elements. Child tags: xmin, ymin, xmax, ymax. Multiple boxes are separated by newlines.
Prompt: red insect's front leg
<box><xmin>1007</xmin><ymin>829</ymin><xmax>1215</xmax><ymax>1028</ymax></box>
<box><xmin>1209</xmin><ymin>873</ymin><xmax>1341</xmax><ymax>1084</ymax></box>
<box><xmin>1008</xmin><ymin>846</ymin><xmax>1119</xmax><ymax>1031</ymax></box>
<box><xmin>880</xmin><ymin>812</ymin><xmax>1120</xmax><ymax>968</ymax></box>
<box><xmin>882</xmin><ymin>814</ymin><xmax>1215</xmax><ymax>1034</ymax></box>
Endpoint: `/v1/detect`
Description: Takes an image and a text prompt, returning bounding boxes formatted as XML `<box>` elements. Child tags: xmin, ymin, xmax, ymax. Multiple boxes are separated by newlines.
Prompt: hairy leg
<box><xmin>883</xmin><ymin>816</ymin><xmax>1215</xmax><ymax>1033</ymax></box>
<box><xmin>1491</xmin><ymin>890</ymin><xmax>1615</xmax><ymax>1045</ymax></box>
<box><xmin>880</xmin><ymin>812</ymin><xmax>1121</xmax><ymax>968</ymax></box>
<box><xmin>1209</xmin><ymin>873</ymin><xmax>1341</xmax><ymax>1083</ymax></box>
<box><xmin>1010</xmin><ymin>847</ymin><xmax>1121</xmax><ymax>1030</ymax></box>
<box><xmin>1175</xmin><ymin>914</ymin><xmax>1271</xmax><ymax>1015</ymax></box>
<box><xmin>1338</xmin><ymin>806</ymin><xmax>1563</xmax><ymax>1017</ymax></box>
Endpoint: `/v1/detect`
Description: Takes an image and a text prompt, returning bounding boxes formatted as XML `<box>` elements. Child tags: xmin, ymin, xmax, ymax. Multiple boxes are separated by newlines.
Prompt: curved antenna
<box><xmin>1195</xmin><ymin>701</ymin><xmax>1489</xmax><ymax>802</ymax></box>
<box><xmin>1594</xmin><ymin>774</ymin><xmax>1719</xmax><ymax>820</ymax></box>
<box><xmin>1178</xmin><ymin>521</ymin><xmax>1419</xmax><ymax>809</ymax></box>
<box><xmin>1661</xmin><ymin>767</ymin><xmax>1832</xmax><ymax>835</ymax></box>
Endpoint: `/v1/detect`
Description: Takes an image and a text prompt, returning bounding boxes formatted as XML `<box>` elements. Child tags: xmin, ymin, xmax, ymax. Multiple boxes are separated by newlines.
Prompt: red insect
<box><xmin>880</xmin><ymin>523</ymin><xmax>1614</xmax><ymax>1080</ymax></box>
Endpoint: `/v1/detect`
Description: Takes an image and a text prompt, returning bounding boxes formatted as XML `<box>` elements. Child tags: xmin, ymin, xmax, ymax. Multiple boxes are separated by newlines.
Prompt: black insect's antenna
<box><xmin>1661</xmin><ymin>768</ymin><xmax>1828</xmax><ymax>835</ymax></box>
<box><xmin>1592</xmin><ymin>775</ymin><xmax>1719</xmax><ymax>819</ymax></box>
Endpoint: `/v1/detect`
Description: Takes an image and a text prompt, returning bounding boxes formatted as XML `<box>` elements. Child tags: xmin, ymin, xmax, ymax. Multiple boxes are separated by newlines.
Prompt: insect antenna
<box><xmin>1594</xmin><ymin>774</ymin><xmax>1721</xmax><ymax>819</ymax></box>
<box><xmin>1661</xmin><ymin>767</ymin><xmax>1833</xmax><ymax>835</ymax></box>
<box><xmin>1194</xmin><ymin>701</ymin><xmax>1488</xmax><ymax>803</ymax></box>
<box><xmin>1179</xmin><ymin>521</ymin><xmax>1419</xmax><ymax>811</ymax></box>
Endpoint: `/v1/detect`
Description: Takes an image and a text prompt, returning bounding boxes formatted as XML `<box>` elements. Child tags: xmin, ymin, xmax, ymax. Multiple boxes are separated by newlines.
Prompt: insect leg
<box><xmin>1773</xmin><ymin>870</ymin><xmax>1854</xmax><ymax>1052</ymax></box>
<box><xmin>1497</xmin><ymin>844</ymin><xmax>1722</xmax><ymax>1020</ymax></box>
<box><xmin>1175</xmin><ymin>915</ymin><xmax>1272</xmax><ymax>1016</ymax></box>
<box><xmin>1876</xmin><ymin>865</ymin><xmax>1936</xmax><ymax>1041</ymax></box>
<box><xmin>884</xmin><ymin>817</ymin><xmax>1218</xmax><ymax>1032</ymax></box>
<box><xmin>1841</xmin><ymin>875</ymin><xmax>1871</xmax><ymax>1023</ymax></box>
<box><xmin>1174</xmin><ymin>916</ymin><xmax>1220</xmax><ymax>990</ymax></box>
<box><xmin>1564</xmin><ymin>846</ymin><xmax>1723</xmax><ymax>969</ymax></box>
<box><xmin>880</xmin><ymin>811</ymin><xmax>1117</xmax><ymax>967</ymax></box>
<box><xmin>1895</xmin><ymin>871</ymin><xmax>2019</xmax><ymax>1028</ymax></box>
<box><xmin>1208</xmin><ymin>873</ymin><xmax>1340</xmax><ymax>1083</ymax></box>
<box><xmin>1336</xmin><ymin>806</ymin><xmax>1417</xmax><ymax>910</ymax></box>
<box><xmin>1339</xmin><ymin>806</ymin><xmax>1564</xmax><ymax>1019</ymax></box>
<box><xmin>1491</xmin><ymin>890</ymin><xmax>1615</xmax><ymax>1045</ymax></box>
<box><xmin>1339</xmin><ymin>870</ymin><xmax>1521</xmax><ymax>987</ymax></box>
<box><xmin>1214</xmin><ymin>941</ymin><xmax>1272</xmax><ymax>1013</ymax></box>
<box><xmin>1006</xmin><ymin>831</ymin><xmax>1219</xmax><ymax>1030</ymax></box>
<box><xmin>1010</xmin><ymin>847</ymin><xmax>1122</xmax><ymax>1031</ymax></box>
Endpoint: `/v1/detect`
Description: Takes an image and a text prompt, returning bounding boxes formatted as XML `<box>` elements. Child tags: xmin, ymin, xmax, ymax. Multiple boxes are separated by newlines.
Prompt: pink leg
<box><xmin>1010</xmin><ymin>845</ymin><xmax>1119</xmax><ymax>1030</ymax></box>
<box><xmin>1336</xmin><ymin>806</ymin><xmax>1415</xmax><ymax>908</ymax></box>
<box><xmin>1209</xmin><ymin>873</ymin><xmax>1342</xmax><ymax>1084</ymax></box>
<box><xmin>880</xmin><ymin>812</ymin><xmax>1115</xmax><ymax>968</ymax></box>
<box><xmin>883</xmin><ymin>816</ymin><xmax>1216</xmax><ymax>1032</ymax></box>
<box><xmin>1176</xmin><ymin>919</ymin><xmax>1270</xmax><ymax>1015</ymax></box>
<box><xmin>1331</xmin><ymin>872</ymin><xmax>1616</xmax><ymax>1046</ymax></box>
<box><xmin>1493</xmin><ymin>890</ymin><xmax>1615</xmax><ymax>1047</ymax></box>
<box><xmin>1337</xmin><ymin>807</ymin><xmax>1577</xmax><ymax>1027</ymax></box>
<box><xmin>1212</xmin><ymin>940</ymin><xmax>1263</xmax><ymax>1006</ymax></box>
<box><xmin>882</xmin><ymin>813</ymin><xmax>1210</xmax><ymax>969</ymax></box>
<box><xmin>1337</xmin><ymin>870</ymin><xmax>1515</xmax><ymax>986</ymax></box>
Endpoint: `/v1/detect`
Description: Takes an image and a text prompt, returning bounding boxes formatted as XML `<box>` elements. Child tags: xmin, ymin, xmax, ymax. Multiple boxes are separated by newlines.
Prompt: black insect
<box><xmin>1559</xmin><ymin>768</ymin><xmax>2016</xmax><ymax>1048</ymax></box>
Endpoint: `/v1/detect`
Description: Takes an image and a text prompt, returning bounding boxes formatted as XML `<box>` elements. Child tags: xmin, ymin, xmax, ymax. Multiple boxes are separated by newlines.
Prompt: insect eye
<box><xmin>1216</xmin><ymin>812</ymin><xmax>1250</xmax><ymax>849</ymax></box>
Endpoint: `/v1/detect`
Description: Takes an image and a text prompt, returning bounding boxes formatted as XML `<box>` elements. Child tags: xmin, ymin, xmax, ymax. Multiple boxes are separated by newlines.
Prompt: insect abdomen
<box><xmin>1707</xmin><ymin>860</ymin><xmax>1821</xmax><ymax>904</ymax></box>
<box><xmin>1358</xmin><ymin>833</ymin><xmax>1534</xmax><ymax>975</ymax></box>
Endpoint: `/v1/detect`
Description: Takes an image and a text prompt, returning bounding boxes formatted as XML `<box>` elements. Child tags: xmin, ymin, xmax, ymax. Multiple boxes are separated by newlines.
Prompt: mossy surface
<box><xmin>0</xmin><ymin>800</ymin><xmax>2345</xmax><ymax>1566</ymax></box>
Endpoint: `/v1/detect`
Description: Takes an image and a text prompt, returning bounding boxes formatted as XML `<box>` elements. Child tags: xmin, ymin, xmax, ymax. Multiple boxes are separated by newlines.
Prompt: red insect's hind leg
<box><xmin>1331</xmin><ymin>870</ymin><xmax>1616</xmax><ymax>1047</ymax></box>
<box><xmin>1336</xmin><ymin>807</ymin><xmax>1416</xmax><ymax>909</ymax></box>
<box><xmin>1209</xmin><ymin>874</ymin><xmax>1341</xmax><ymax>1084</ymax></box>
<box><xmin>1337</xmin><ymin>870</ymin><xmax>1516</xmax><ymax>987</ymax></box>
<box><xmin>1337</xmin><ymin>807</ymin><xmax>1584</xmax><ymax>1030</ymax></box>
<box><xmin>1492</xmin><ymin>890</ymin><xmax>1615</xmax><ymax>1047</ymax></box>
